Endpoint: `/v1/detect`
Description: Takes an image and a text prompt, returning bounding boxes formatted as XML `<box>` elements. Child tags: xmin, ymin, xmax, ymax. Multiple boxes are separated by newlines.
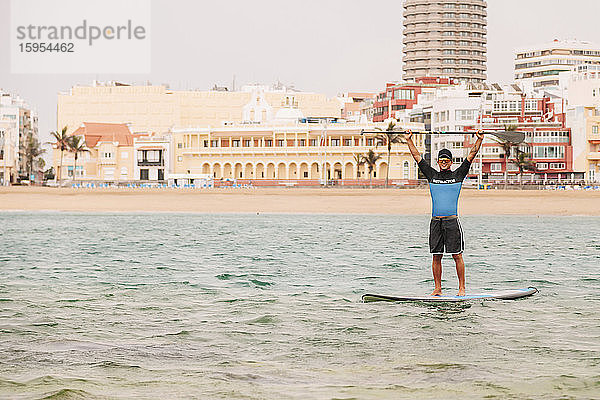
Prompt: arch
<box><xmin>356</xmin><ymin>162</ymin><xmax>364</xmax><ymax>178</ymax></box>
<box><xmin>403</xmin><ymin>160</ymin><xmax>410</xmax><ymax>179</ymax></box>
<box><xmin>310</xmin><ymin>162</ymin><xmax>319</xmax><ymax>179</ymax></box>
<box><xmin>288</xmin><ymin>162</ymin><xmax>298</xmax><ymax>179</ymax></box>
<box><xmin>300</xmin><ymin>162</ymin><xmax>309</xmax><ymax>179</ymax></box>
<box><xmin>202</xmin><ymin>163</ymin><xmax>210</xmax><ymax>174</ymax></box>
<box><xmin>344</xmin><ymin>162</ymin><xmax>353</xmax><ymax>179</ymax></box>
<box><xmin>245</xmin><ymin>163</ymin><xmax>253</xmax><ymax>178</ymax></box>
<box><xmin>277</xmin><ymin>163</ymin><xmax>286</xmax><ymax>179</ymax></box>
<box><xmin>333</xmin><ymin>162</ymin><xmax>343</xmax><ymax>180</ymax></box>
<box><xmin>234</xmin><ymin>163</ymin><xmax>243</xmax><ymax>179</ymax></box>
<box><xmin>213</xmin><ymin>163</ymin><xmax>222</xmax><ymax>179</ymax></box>
<box><xmin>223</xmin><ymin>163</ymin><xmax>233</xmax><ymax>178</ymax></box>
<box><xmin>266</xmin><ymin>163</ymin><xmax>275</xmax><ymax>179</ymax></box>
<box><xmin>256</xmin><ymin>163</ymin><xmax>265</xmax><ymax>179</ymax></box>
<box><xmin>378</xmin><ymin>162</ymin><xmax>388</xmax><ymax>180</ymax></box>
<box><xmin>325</xmin><ymin>162</ymin><xmax>332</xmax><ymax>180</ymax></box>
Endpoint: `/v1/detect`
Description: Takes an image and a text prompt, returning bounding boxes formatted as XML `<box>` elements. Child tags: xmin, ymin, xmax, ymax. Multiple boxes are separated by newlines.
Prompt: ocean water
<box><xmin>0</xmin><ymin>212</ymin><xmax>599</xmax><ymax>400</ymax></box>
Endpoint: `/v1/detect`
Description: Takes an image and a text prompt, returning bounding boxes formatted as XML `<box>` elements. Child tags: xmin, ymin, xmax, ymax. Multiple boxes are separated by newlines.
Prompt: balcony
<box><xmin>138</xmin><ymin>160</ymin><xmax>164</xmax><ymax>166</ymax></box>
<box><xmin>588</xmin><ymin>134</ymin><xmax>600</xmax><ymax>143</ymax></box>
<box><xmin>99</xmin><ymin>158</ymin><xmax>116</xmax><ymax>165</ymax></box>
<box><xmin>181</xmin><ymin>143</ymin><xmax>415</xmax><ymax>156</ymax></box>
<box><xmin>588</xmin><ymin>152</ymin><xmax>600</xmax><ymax>160</ymax></box>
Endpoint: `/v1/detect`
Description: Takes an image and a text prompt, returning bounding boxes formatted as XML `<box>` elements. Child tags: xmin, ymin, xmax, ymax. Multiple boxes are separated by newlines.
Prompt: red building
<box><xmin>373</xmin><ymin>77</ymin><xmax>456</xmax><ymax>122</ymax></box>
<box><xmin>463</xmin><ymin>95</ymin><xmax>578</xmax><ymax>182</ymax></box>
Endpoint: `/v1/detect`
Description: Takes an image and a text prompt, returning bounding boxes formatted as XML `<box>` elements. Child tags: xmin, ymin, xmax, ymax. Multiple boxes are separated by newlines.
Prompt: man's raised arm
<box><xmin>405</xmin><ymin>131</ymin><xmax>422</xmax><ymax>163</ymax></box>
<box><xmin>466</xmin><ymin>131</ymin><xmax>485</xmax><ymax>162</ymax></box>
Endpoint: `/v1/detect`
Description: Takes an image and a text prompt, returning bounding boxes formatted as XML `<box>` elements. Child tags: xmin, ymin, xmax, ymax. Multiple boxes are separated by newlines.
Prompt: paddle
<box><xmin>359</xmin><ymin>130</ymin><xmax>526</xmax><ymax>144</ymax></box>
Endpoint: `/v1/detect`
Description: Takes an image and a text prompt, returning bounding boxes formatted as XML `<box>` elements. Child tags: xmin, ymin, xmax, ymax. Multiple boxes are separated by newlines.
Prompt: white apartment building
<box><xmin>0</xmin><ymin>120</ymin><xmax>17</xmax><ymax>185</ymax></box>
<box><xmin>515</xmin><ymin>39</ymin><xmax>600</xmax><ymax>89</ymax></box>
<box><xmin>430</xmin><ymin>87</ymin><xmax>483</xmax><ymax>163</ymax></box>
<box><xmin>0</xmin><ymin>91</ymin><xmax>38</xmax><ymax>183</ymax></box>
<box><xmin>566</xmin><ymin>66</ymin><xmax>600</xmax><ymax>181</ymax></box>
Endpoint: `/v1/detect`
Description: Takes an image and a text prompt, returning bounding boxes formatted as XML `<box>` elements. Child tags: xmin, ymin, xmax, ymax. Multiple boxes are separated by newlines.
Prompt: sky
<box><xmin>1</xmin><ymin>0</ymin><xmax>599</xmax><ymax>150</ymax></box>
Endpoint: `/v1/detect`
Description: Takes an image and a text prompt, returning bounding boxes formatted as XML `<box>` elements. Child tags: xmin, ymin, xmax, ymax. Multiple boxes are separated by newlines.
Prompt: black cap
<box><xmin>438</xmin><ymin>149</ymin><xmax>453</xmax><ymax>161</ymax></box>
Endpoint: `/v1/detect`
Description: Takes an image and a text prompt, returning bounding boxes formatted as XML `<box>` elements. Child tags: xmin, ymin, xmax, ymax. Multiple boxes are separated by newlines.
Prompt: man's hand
<box><xmin>404</xmin><ymin>130</ymin><xmax>422</xmax><ymax>163</ymax></box>
<box><xmin>466</xmin><ymin>130</ymin><xmax>484</xmax><ymax>162</ymax></box>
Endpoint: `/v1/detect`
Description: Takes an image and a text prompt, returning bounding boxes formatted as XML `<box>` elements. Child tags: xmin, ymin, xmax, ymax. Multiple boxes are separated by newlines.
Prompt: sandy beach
<box><xmin>1</xmin><ymin>186</ymin><xmax>599</xmax><ymax>215</ymax></box>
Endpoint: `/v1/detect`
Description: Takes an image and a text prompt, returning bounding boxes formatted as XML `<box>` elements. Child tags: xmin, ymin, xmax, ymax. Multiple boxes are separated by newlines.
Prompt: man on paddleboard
<box><xmin>405</xmin><ymin>131</ymin><xmax>484</xmax><ymax>296</ymax></box>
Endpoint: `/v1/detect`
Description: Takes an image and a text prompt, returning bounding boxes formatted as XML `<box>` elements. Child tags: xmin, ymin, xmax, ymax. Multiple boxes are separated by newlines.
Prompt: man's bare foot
<box><xmin>457</xmin><ymin>287</ymin><xmax>465</xmax><ymax>296</ymax></box>
<box><xmin>431</xmin><ymin>288</ymin><xmax>442</xmax><ymax>296</ymax></box>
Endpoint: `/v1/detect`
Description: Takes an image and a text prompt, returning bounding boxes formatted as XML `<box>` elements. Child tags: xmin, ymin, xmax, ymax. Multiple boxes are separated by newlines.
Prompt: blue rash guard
<box><xmin>418</xmin><ymin>159</ymin><xmax>471</xmax><ymax>217</ymax></box>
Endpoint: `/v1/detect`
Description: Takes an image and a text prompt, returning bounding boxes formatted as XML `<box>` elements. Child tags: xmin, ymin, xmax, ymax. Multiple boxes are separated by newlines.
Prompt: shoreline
<box><xmin>1</xmin><ymin>186</ymin><xmax>600</xmax><ymax>216</ymax></box>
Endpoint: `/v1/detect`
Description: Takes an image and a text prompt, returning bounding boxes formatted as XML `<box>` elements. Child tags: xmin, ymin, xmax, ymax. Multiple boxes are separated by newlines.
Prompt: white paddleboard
<box><xmin>362</xmin><ymin>287</ymin><xmax>538</xmax><ymax>303</ymax></box>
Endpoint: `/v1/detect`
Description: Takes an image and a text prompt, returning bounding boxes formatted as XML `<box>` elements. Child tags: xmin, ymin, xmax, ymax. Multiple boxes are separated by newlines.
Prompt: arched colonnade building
<box><xmin>171</xmin><ymin>122</ymin><xmax>425</xmax><ymax>183</ymax></box>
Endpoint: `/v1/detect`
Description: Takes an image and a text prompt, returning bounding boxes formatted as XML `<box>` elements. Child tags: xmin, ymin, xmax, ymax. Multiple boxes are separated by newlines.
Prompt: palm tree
<box><xmin>512</xmin><ymin>148</ymin><xmax>536</xmax><ymax>189</ymax></box>
<box><xmin>362</xmin><ymin>149</ymin><xmax>382</xmax><ymax>188</ymax></box>
<box><xmin>49</xmin><ymin>126</ymin><xmax>70</xmax><ymax>184</ymax></box>
<box><xmin>353</xmin><ymin>153</ymin><xmax>364</xmax><ymax>180</ymax></box>
<box><xmin>374</xmin><ymin>120</ymin><xmax>406</xmax><ymax>188</ymax></box>
<box><xmin>19</xmin><ymin>132</ymin><xmax>46</xmax><ymax>183</ymax></box>
<box><xmin>492</xmin><ymin>125</ymin><xmax>521</xmax><ymax>188</ymax></box>
<box><xmin>68</xmin><ymin>135</ymin><xmax>89</xmax><ymax>183</ymax></box>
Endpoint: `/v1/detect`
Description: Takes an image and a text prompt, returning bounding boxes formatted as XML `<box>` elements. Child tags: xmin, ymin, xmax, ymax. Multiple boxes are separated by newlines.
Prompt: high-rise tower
<box><xmin>403</xmin><ymin>0</ymin><xmax>487</xmax><ymax>83</ymax></box>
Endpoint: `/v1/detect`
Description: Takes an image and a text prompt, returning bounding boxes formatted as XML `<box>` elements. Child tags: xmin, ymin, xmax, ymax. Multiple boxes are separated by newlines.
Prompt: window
<box><xmin>204</xmin><ymin>140</ymin><xmax>209</xmax><ymax>147</ymax></box>
<box><xmin>533</xmin><ymin>131</ymin><xmax>569</xmax><ymax>143</ymax></box>
<box><xmin>243</xmin><ymin>139</ymin><xmax>251</xmax><ymax>147</ymax></box>
<box><xmin>309</xmin><ymin>139</ymin><xmax>317</xmax><ymax>146</ymax></box>
<box><xmin>103</xmin><ymin>167</ymin><xmax>115</xmax><ymax>179</ymax></box>
<box><xmin>140</xmin><ymin>169</ymin><xmax>149</xmax><ymax>180</ymax></box>
<box><xmin>265</xmin><ymin>139</ymin><xmax>273</xmax><ymax>147</ymax></box>
<box><xmin>593</xmin><ymin>126</ymin><xmax>599</xmax><ymax>134</ymax></box>
<box><xmin>403</xmin><ymin>161</ymin><xmax>410</xmax><ymax>179</ymax></box>
<box><xmin>177</xmin><ymin>143</ymin><xmax>183</xmax><ymax>149</ymax></box>
<box><xmin>507</xmin><ymin>162</ymin><xmax>518</xmax><ymax>171</ymax></box>
<box><xmin>298</xmin><ymin>139</ymin><xmax>306</xmax><ymax>146</ymax></box>
<box><xmin>232</xmin><ymin>140</ymin><xmax>240</xmax><ymax>147</ymax></box>
<box><xmin>177</xmin><ymin>156</ymin><xmax>183</xmax><ymax>162</ymax></box>
<box><xmin>455</xmin><ymin>109</ymin><xmax>476</xmax><ymax>121</ymax></box>
<box><xmin>331</xmin><ymin>139</ymin><xmax>340</xmax><ymax>146</ymax></box>
<box><xmin>393</xmin><ymin>89</ymin><xmax>415</xmax><ymax>100</ymax></box>
<box><xmin>549</xmin><ymin>162</ymin><xmax>565</xmax><ymax>169</ymax></box>
<box><xmin>210</xmin><ymin>140</ymin><xmax>219</xmax><ymax>147</ymax></box>
<box><xmin>366</xmin><ymin>138</ymin><xmax>374</xmax><ymax>146</ymax></box>
<box><xmin>536</xmin><ymin>163</ymin><xmax>548</xmax><ymax>170</ymax></box>
<box><xmin>491</xmin><ymin>163</ymin><xmax>502</xmax><ymax>172</ymax></box>
<box><xmin>533</xmin><ymin>146</ymin><xmax>565</xmax><ymax>159</ymax></box>
<box><xmin>343</xmin><ymin>139</ymin><xmax>352</xmax><ymax>146</ymax></box>
<box><xmin>276</xmin><ymin>139</ymin><xmax>284</xmax><ymax>147</ymax></box>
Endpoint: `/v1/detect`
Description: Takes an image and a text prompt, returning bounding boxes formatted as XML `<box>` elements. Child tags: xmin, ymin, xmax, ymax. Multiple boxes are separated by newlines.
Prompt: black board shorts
<box><xmin>429</xmin><ymin>216</ymin><xmax>464</xmax><ymax>255</ymax></box>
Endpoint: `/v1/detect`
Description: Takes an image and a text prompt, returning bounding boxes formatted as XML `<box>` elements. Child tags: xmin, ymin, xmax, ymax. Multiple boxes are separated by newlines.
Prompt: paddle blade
<box><xmin>490</xmin><ymin>131</ymin><xmax>525</xmax><ymax>144</ymax></box>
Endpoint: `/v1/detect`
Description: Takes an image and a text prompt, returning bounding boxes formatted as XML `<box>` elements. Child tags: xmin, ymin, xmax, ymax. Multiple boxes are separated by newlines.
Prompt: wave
<box><xmin>37</xmin><ymin>388</ymin><xmax>99</xmax><ymax>400</ymax></box>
